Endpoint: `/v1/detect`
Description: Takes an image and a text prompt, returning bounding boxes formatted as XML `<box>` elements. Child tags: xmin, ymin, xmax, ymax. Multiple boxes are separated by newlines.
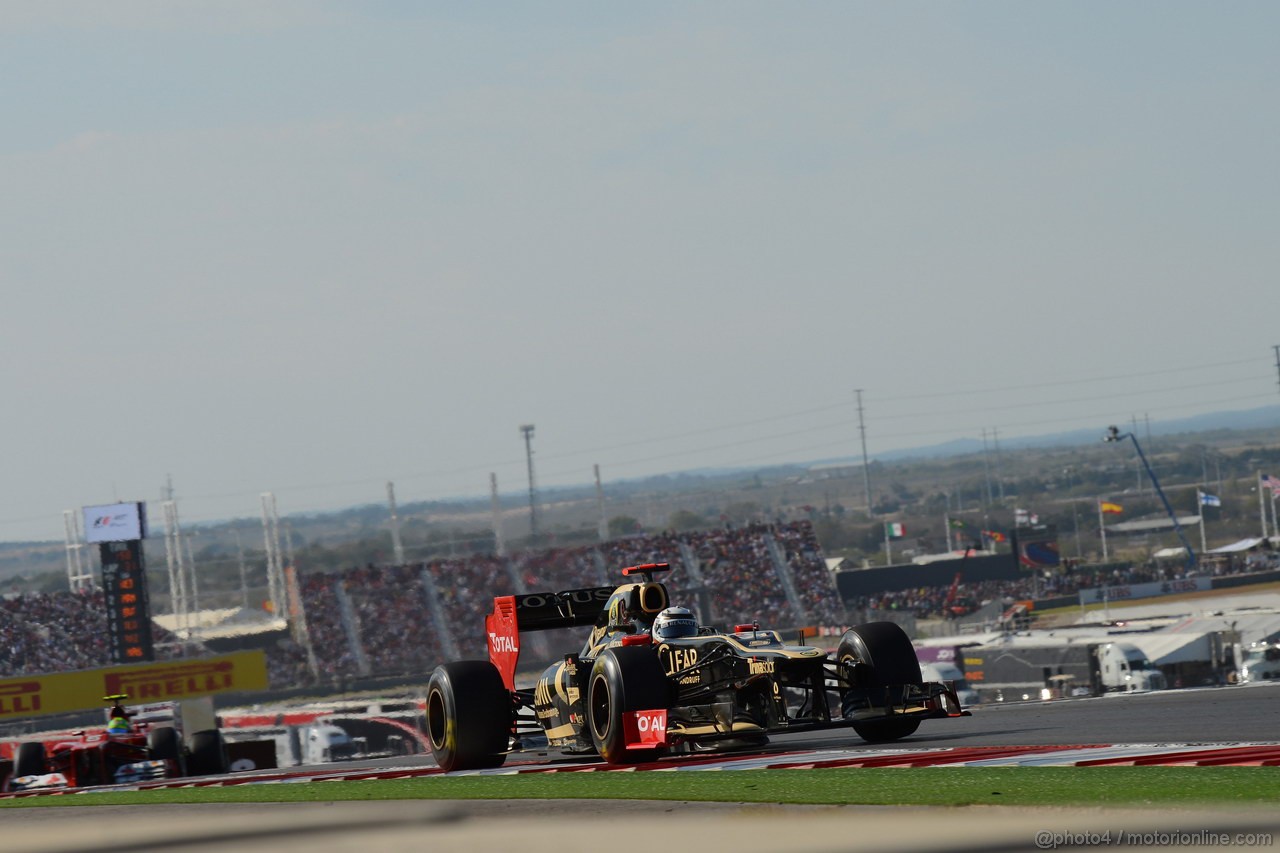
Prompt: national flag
<box><xmin>1262</xmin><ymin>474</ymin><xmax>1280</xmax><ymax>498</ymax></box>
<box><xmin>885</xmin><ymin>522</ymin><xmax>906</xmax><ymax>539</ymax></box>
<box><xmin>1099</xmin><ymin>501</ymin><xmax>1123</xmax><ymax>515</ymax></box>
<box><xmin>982</xmin><ymin>529</ymin><xmax>1007</xmax><ymax>543</ymax></box>
<box><xmin>1198</xmin><ymin>491</ymin><xmax>1221</xmax><ymax>508</ymax></box>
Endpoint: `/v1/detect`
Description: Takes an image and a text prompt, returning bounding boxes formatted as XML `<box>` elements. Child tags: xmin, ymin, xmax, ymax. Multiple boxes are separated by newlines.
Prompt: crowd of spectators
<box><xmin>297</xmin><ymin>572</ymin><xmax>354</xmax><ymax>679</ymax></box>
<box><xmin>277</xmin><ymin>521</ymin><xmax>848</xmax><ymax>687</ymax></box>
<box><xmin>774</xmin><ymin>522</ymin><xmax>847</xmax><ymax>627</ymax></box>
<box><xmin>846</xmin><ymin>548</ymin><xmax>1280</xmax><ymax>622</ymax></box>
<box><xmin>345</xmin><ymin>563</ymin><xmax>447</xmax><ymax>678</ymax></box>
<box><xmin>847</xmin><ymin>578</ymin><xmax>1030</xmax><ymax>621</ymax></box>
<box><xmin>0</xmin><ymin>589</ymin><xmax>180</xmax><ymax>678</ymax></box>
<box><xmin>687</xmin><ymin>524</ymin><xmax>790</xmax><ymax>625</ymax></box>
<box><xmin>429</xmin><ymin>554</ymin><xmax>510</xmax><ymax>658</ymax></box>
<box><xmin>0</xmin><ymin>521</ymin><xmax>850</xmax><ymax>686</ymax></box>
<box><xmin>27</xmin><ymin>522</ymin><xmax>1275</xmax><ymax>690</ymax></box>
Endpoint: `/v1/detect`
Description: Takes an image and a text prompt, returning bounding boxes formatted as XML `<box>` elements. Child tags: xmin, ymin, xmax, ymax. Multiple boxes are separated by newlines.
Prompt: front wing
<box><xmin>622</xmin><ymin>681</ymin><xmax>968</xmax><ymax>750</ymax></box>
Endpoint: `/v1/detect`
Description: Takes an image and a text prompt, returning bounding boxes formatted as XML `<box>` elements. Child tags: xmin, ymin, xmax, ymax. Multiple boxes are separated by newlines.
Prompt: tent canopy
<box><xmin>1207</xmin><ymin>538</ymin><xmax>1266</xmax><ymax>554</ymax></box>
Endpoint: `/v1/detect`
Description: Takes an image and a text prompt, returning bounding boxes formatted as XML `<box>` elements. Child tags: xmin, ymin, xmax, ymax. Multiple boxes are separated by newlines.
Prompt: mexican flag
<box><xmin>885</xmin><ymin>522</ymin><xmax>906</xmax><ymax>539</ymax></box>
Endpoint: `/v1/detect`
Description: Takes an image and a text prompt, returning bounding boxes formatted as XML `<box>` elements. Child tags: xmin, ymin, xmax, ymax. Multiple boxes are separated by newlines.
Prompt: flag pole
<box><xmin>944</xmin><ymin>512</ymin><xmax>953</xmax><ymax>552</ymax></box>
<box><xmin>1260</xmin><ymin>471</ymin><xmax>1268</xmax><ymax>540</ymax></box>
<box><xmin>1197</xmin><ymin>490</ymin><xmax>1208</xmax><ymax>555</ymax></box>
<box><xmin>1099</xmin><ymin>498</ymin><xmax>1108</xmax><ymax>562</ymax></box>
<box><xmin>884</xmin><ymin>522</ymin><xmax>891</xmax><ymax>565</ymax></box>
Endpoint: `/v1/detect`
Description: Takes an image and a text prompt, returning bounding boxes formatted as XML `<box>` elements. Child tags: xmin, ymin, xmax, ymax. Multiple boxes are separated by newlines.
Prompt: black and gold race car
<box><xmin>425</xmin><ymin>563</ymin><xmax>968</xmax><ymax>771</ymax></box>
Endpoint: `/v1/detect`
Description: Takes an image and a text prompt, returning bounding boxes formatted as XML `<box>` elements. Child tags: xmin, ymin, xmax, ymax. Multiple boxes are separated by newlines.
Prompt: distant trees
<box><xmin>667</xmin><ymin>510</ymin><xmax>706</xmax><ymax>532</ymax></box>
<box><xmin>608</xmin><ymin>515</ymin><xmax>642</xmax><ymax>537</ymax></box>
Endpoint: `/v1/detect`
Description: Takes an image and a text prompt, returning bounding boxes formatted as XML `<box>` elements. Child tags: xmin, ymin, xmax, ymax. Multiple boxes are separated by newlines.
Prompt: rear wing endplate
<box><xmin>486</xmin><ymin>586</ymin><xmax>614</xmax><ymax>690</ymax></box>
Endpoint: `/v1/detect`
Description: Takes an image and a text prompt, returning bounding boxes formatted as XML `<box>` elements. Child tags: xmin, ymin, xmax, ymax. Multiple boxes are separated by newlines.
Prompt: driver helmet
<box><xmin>106</xmin><ymin>716</ymin><xmax>131</xmax><ymax>735</ymax></box>
<box><xmin>652</xmin><ymin>606</ymin><xmax>698</xmax><ymax>640</ymax></box>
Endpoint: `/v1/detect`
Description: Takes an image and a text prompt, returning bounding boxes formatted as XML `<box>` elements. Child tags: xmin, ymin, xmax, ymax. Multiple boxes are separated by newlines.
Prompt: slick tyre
<box><xmin>148</xmin><ymin>726</ymin><xmax>186</xmax><ymax>775</ymax></box>
<box><xmin>14</xmin><ymin>742</ymin><xmax>46</xmax><ymax>777</ymax></box>
<box><xmin>426</xmin><ymin>660</ymin><xmax>511</xmax><ymax>772</ymax></box>
<box><xmin>186</xmin><ymin>730</ymin><xmax>230</xmax><ymax>776</ymax></box>
<box><xmin>838</xmin><ymin>621</ymin><xmax>923</xmax><ymax>743</ymax></box>
<box><xmin>588</xmin><ymin>646</ymin><xmax>671</xmax><ymax>765</ymax></box>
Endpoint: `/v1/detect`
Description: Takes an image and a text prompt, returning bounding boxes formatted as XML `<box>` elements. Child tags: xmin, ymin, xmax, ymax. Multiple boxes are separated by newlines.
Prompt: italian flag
<box><xmin>886</xmin><ymin>522</ymin><xmax>906</xmax><ymax>539</ymax></box>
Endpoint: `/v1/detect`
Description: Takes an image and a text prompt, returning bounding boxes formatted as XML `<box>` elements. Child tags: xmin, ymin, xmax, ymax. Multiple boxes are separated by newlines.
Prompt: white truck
<box><xmin>963</xmin><ymin>639</ymin><xmax>1166</xmax><ymax>701</ymax></box>
<box><xmin>1235</xmin><ymin>642</ymin><xmax>1280</xmax><ymax>684</ymax></box>
<box><xmin>221</xmin><ymin>722</ymin><xmax>357</xmax><ymax>769</ymax></box>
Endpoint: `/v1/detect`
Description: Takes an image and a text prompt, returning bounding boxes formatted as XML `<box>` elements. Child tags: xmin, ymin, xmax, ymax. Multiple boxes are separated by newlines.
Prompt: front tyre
<box><xmin>587</xmin><ymin>646</ymin><xmax>671</xmax><ymax>765</ymax></box>
<box><xmin>426</xmin><ymin>660</ymin><xmax>511</xmax><ymax>772</ymax></box>
<box><xmin>838</xmin><ymin>621</ymin><xmax>923</xmax><ymax>743</ymax></box>
<box><xmin>148</xmin><ymin>726</ymin><xmax>186</xmax><ymax>775</ymax></box>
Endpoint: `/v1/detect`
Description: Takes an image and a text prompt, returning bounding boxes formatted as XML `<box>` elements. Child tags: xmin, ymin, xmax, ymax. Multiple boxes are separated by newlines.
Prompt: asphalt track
<box><xmin>8</xmin><ymin>684</ymin><xmax>1280</xmax><ymax>851</ymax></box>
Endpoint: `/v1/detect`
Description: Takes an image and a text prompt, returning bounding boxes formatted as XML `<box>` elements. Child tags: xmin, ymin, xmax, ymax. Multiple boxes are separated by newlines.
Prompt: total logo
<box><xmin>489</xmin><ymin>633</ymin><xmax>519</xmax><ymax>654</ymax></box>
<box><xmin>635</xmin><ymin>710</ymin><xmax>666</xmax><ymax>734</ymax></box>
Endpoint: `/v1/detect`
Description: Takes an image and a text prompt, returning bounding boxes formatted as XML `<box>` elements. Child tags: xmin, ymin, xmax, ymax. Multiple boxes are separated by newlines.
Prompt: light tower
<box><xmin>855</xmin><ymin>389</ymin><xmax>872</xmax><ymax>514</ymax></box>
<box><xmin>520</xmin><ymin>424</ymin><xmax>539</xmax><ymax>543</ymax></box>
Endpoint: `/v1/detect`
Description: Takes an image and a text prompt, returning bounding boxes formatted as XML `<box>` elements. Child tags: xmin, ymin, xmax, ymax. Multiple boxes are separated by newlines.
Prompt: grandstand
<box><xmin>1</xmin><ymin>521</ymin><xmax>849</xmax><ymax>690</ymax></box>
<box><xmin>7</xmin><ymin>518</ymin><xmax>1276</xmax><ymax>692</ymax></box>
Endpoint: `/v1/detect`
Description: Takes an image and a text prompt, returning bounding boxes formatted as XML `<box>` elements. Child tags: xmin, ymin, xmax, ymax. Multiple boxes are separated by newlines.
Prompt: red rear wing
<box><xmin>485</xmin><ymin>585</ymin><xmax>615</xmax><ymax>690</ymax></box>
<box><xmin>621</xmin><ymin>563</ymin><xmax>670</xmax><ymax>577</ymax></box>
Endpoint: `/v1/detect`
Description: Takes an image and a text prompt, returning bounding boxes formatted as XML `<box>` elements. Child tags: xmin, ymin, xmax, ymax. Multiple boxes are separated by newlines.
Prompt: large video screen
<box><xmin>83</xmin><ymin>501</ymin><xmax>147</xmax><ymax>544</ymax></box>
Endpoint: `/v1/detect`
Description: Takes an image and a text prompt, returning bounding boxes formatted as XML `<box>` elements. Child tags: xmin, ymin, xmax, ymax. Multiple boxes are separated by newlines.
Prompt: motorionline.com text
<box><xmin>1035</xmin><ymin>830</ymin><xmax>1273</xmax><ymax>849</ymax></box>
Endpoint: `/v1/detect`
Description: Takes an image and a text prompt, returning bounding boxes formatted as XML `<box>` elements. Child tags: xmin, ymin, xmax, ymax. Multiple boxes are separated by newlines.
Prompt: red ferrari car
<box><xmin>5</xmin><ymin>694</ymin><xmax>229</xmax><ymax>792</ymax></box>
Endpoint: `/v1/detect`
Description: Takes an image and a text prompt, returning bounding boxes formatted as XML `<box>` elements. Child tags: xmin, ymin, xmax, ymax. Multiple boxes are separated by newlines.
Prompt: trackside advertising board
<box><xmin>0</xmin><ymin>651</ymin><xmax>269</xmax><ymax>721</ymax></box>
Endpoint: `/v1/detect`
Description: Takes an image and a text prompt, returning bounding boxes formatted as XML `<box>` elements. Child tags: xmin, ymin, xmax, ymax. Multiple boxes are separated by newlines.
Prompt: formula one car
<box><xmin>5</xmin><ymin>694</ymin><xmax>230</xmax><ymax>792</ymax></box>
<box><xmin>425</xmin><ymin>563</ymin><xmax>968</xmax><ymax>771</ymax></box>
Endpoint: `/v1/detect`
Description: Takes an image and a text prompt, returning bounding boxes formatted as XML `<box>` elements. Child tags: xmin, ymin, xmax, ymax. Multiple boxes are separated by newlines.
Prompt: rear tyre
<box><xmin>186</xmin><ymin>730</ymin><xmax>230</xmax><ymax>776</ymax></box>
<box><xmin>14</xmin><ymin>742</ymin><xmax>46</xmax><ymax>777</ymax></box>
<box><xmin>838</xmin><ymin>621</ymin><xmax>923</xmax><ymax>743</ymax></box>
<box><xmin>587</xmin><ymin>646</ymin><xmax>671</xmax><ymax>765</ymax></box>
<box><xmin>426</xmin><ymin>660</ymin><xmax>511</xmax><ymax>772</ymax></box>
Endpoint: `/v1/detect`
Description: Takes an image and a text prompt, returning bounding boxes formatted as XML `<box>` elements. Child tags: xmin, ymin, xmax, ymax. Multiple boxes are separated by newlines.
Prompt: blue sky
<box><xmin>2</xmin><ymin>2</ymin><xmax>1278</xmax><ymax>542</ymax></box>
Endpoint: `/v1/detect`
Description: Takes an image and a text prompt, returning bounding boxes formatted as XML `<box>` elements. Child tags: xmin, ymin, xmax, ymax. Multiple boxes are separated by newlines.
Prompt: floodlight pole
<box><xmin>1104</xmin><ymin>426</ymin><xmax>1196</xmax><ymax>572</ymax></box>
<box><xmin>520</xmin><ymin>424</ymin><xmax>539</xmax><ymax>543</ymax></box>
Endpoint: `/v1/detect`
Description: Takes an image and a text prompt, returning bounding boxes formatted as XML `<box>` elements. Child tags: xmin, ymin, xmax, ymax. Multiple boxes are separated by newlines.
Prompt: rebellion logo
<box><xmin>0</xmin><ymin>681</ymin><xmax>41</xmax><ymax>715</ymax></box>
<box><xmin>104</xmin><ymin>661</ymin><xmax>234</xmax><ymax>700</ymax></box>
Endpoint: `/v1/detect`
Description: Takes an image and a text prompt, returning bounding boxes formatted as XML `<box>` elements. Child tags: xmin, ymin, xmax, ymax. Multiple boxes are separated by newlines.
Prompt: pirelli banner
<box><xmin>0</xmin><ymin>651</ymin><xmax>269</xmax><ymax>721</ymax></box>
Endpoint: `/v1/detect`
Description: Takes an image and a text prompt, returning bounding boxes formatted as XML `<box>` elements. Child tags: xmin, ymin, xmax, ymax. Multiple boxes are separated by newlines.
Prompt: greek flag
<box><xmin>1198</xmin><ymin>491</ymin><xmax>1221</xmax><ymax>507</ymax></box>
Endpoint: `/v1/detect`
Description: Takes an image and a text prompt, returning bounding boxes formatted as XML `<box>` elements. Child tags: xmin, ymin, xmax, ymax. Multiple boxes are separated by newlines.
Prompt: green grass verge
<box><xmin>3</xmin><ymin>768</ymin><xmax>1278</xmax><ymax>809</ymax></box>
